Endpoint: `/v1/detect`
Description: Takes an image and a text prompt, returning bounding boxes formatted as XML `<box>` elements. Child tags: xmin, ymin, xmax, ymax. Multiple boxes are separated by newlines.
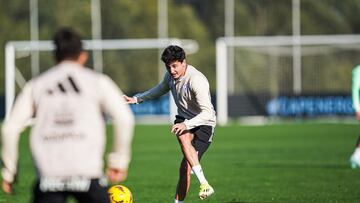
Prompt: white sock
<box><xmin>175</xmin><ymin>199</ymin><xmax>184</xmax><ymax>203</ymax></box>
<box><xmin>192</xmin><ymin>165</ymin><xmax>208</xmax><ymax>184</ymax></box>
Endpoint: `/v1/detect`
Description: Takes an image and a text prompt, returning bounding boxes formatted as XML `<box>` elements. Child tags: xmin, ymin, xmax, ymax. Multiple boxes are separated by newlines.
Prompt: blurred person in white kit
<box><xmin>350</xmin><ymin>64</ymin><xmax>360</xmax><ymax>168</ymax></box>
<box><xmin>1</xmin><ymin>27</ymin><xmax>135</xmax><ymax>203</ymax></box>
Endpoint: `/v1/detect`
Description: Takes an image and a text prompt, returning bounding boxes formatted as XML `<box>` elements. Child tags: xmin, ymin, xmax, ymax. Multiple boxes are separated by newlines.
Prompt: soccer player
<box><xmin>124</xmin><ymin>45</ymin><xmax>215</xmax><ymax>202</ymax></box>
<box><xmin>350</xmin><ymin>64</ymin><xmax>360</xmax><ymax>168</ymax></box>
<box><xmin>1</xmin><ymin>27</ymin><xmax>135</xmax><ymax>203</ymax></box>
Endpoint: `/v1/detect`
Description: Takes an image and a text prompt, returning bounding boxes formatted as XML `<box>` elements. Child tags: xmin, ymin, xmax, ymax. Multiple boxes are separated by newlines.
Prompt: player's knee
<box><xmin>178</xmin><ymin>133</ymin><xmax>192</xmax><ymax>144</ymax></box>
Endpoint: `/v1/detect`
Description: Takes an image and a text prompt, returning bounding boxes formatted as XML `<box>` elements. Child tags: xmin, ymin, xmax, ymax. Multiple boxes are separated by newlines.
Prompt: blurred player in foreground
<box><xmin>1</xmin><ymin>27</ymin><xmax>134</xmax><ymax>203</ymax></box>
<box><xmin>124</xmin><ymin>45</ymin><xmax>215</xmax><ymax>202</ymax></box>
<box><xmin>350</xmin><ymin>64</ymin><xmax>360</xmax><ymax>168</ymax></box>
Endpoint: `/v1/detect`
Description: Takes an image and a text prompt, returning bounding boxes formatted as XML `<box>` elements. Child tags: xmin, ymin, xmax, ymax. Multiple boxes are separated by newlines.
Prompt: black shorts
<box><xmin>174</xmin><ymin>115</ymin><xmax>214</xmax><ymax>159</ymax></box>
<box><xmin>32</xmin><ymin>178</ymin><xmax>109</xmax><ymax>203</ymax></box>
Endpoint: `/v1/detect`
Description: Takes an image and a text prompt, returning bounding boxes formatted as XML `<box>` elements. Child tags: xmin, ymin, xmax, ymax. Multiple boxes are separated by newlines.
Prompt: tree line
<box><xmin>0</xmin><ymin>0</ymin><xmax>359</xmax><ymax>96</ymax></box>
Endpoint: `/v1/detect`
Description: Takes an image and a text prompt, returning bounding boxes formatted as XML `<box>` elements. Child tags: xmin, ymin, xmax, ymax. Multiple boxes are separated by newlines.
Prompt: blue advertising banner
<box><xmin>267</xmin><ymin>95</ymin><xmax>354</xmax><ymax>117</ymax></box>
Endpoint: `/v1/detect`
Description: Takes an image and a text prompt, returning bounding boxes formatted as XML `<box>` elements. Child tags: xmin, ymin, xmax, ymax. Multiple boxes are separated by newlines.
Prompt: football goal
<box><xmin>5</xmin><ymin>38</ymin><xmax>199</xmax><ymax>122</ymax></box>
<box><xmin>216</xmin><ymin>35</ymin><xmax>360</xmax><ymax>125</ymax></box>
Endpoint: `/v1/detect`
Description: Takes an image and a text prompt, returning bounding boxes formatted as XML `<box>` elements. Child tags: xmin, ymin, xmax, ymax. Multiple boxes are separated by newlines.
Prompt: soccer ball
<box><xmin>108</xmin><ymin>185</ymin><xmax>133</xmax><ymax>203</ymax></box>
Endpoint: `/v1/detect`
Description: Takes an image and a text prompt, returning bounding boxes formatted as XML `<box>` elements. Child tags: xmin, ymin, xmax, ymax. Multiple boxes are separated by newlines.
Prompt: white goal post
<box><xmin>216</xmin><ymin>34</ymin><xmax>360</xmax><ymax>125</ymax></box>
<box><xmin>5</xmin><ymin>38</ymin><xmax>199</xmax><ymax>120</ymax></box>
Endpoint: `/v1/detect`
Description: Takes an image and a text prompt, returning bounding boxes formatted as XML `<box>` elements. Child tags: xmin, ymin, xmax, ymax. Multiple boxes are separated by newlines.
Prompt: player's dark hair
<box><xmin>53</xmin><ymin>27</ymin><xmax>83</xmax><ymax>63</ymax></box>
<box><xmin>161</xmin><ymin>45</ymin><xmax>186</xmax><ymax>65</ymax></box>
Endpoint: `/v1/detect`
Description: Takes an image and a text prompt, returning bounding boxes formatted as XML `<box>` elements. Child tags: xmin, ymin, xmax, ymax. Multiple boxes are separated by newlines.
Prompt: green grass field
<box><xmin>1</xmin><ymin>123</ymin><xmax>360</xmax><ymax>203</ymax></box>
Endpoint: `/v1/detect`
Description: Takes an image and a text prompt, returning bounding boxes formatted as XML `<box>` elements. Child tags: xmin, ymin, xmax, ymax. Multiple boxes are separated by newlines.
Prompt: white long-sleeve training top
<box><xmin>1</xmin><ymin>61</ymin><xmax>134</xmax><ymax>183</ymax></box>
<box><xmin>135</xmin><ymin>65</ymin><xmax>216</xmax><ymax>129</ymax></box>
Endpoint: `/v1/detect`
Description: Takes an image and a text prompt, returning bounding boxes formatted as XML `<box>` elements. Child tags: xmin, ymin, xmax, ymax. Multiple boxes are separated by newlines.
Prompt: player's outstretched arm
<box><xmin>123</xmin><ymin>95</ymin><xmax>137</xmax><ymax>104</ymax></box>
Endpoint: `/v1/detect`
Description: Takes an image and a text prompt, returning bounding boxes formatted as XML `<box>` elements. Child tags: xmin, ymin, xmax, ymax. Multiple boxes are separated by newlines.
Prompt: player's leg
<box><xmin>174</xmin><ymin>157</ymin><xmax>192</xmax><ymax>202</ymax></box>
<box><xmin>177</xmin><ymin>131</ymin><xmax>211</xmax><ymax>185</ymax></box>
<box><xmin>192</xmin><ymin>136</ymin><xmax>214</xmax><ymax>200</ymax></box>
<box><xmin>173</xmin><ymin>115</ymin><xmax>214</xmax><ymax>200</ymax></box>
<box><xmin>177</xmin><ymin>130</ymin><xmax>214</xmax><ymax>200</ymax></box>
<box><xmin>183</xmin><ymin>126</ymin><xmax>213</xmax><ymax>186</ymax></box>
<box><xmin>177</xmin><ymin>132</ymin><xmax>200</xmax><ymax>167</ymax></box>
<box><xmin>73</xmin><ymin>179</ymin><xmax>109</xmax><ymax>203</ymax></box>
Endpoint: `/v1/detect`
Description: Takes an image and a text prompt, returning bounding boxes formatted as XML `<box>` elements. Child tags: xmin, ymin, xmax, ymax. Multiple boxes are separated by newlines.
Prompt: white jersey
<box><xmin>135</xmin><ymin>65</ymin><xmax>216</xmax><ymax>129</ymax></box>
<box><xmin>1</xmin><ymin>61</ymin><xmax>134</xmax><ymax>183</ymax></box>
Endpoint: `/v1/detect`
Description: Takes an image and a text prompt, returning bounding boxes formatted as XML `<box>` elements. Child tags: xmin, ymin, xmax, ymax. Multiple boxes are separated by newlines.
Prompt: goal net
<box><xmin>216</xmin><ymin>35</ymin><xmax>360</xmax><ymax>125</ymax></box>
<box><xmin>5</xmin><ymin>38</ymin><xmax>198</xmax><ymax>123</ymax></box>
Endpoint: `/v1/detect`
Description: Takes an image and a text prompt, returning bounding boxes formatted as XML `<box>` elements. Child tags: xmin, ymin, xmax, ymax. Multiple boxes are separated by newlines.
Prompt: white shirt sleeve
<box><xmin>2</xmin><ymin>81</ymin><xmax>35</xmax><ymax>183</ymax></box>
<box><xmin>99</xmin><ymin>76</ymin><xmax>135</xmax><ymax>170</ymax></box>
<box><xmin>135</xmin><ymin>74</ymin><xmax>170</xmax><ymax>103</ymax></box>
<box><xmin>183</xmin><ymin>75</ymin><xmax>214</xmax><ymax>129</ymax></box>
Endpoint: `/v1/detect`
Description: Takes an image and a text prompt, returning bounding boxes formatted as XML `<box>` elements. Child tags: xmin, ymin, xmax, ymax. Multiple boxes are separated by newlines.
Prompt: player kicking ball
<box><xmin>124</xmin><ymin>45</ymin><xmax>215</xmax><ymax>202</ymax></box>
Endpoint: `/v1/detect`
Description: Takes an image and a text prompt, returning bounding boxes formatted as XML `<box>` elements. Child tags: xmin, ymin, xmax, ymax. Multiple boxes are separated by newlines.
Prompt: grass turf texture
<box><xmin>1</xmin><ymin>123</ymin><xmax>360</xmax><ymax>202</ymax></box>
